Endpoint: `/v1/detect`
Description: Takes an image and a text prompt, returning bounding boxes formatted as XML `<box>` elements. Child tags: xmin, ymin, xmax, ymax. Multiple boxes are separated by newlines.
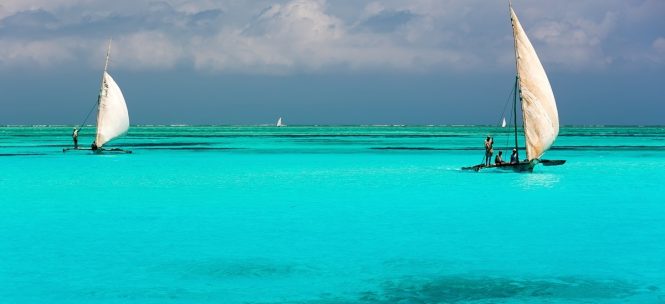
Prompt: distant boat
<box><xmin>64</xmin><ymin>39</ymin><xmax>130</xmax><ymax>154</ymax></box>
<box><xmin>276</xmin><ymin>117</ymin><xmax>286</xmax><ymax>127</ymax></box>
<box><xmin>463</xmin><ymin>3</ymin><xmax>564</xmax><ymax>172</ymax></box>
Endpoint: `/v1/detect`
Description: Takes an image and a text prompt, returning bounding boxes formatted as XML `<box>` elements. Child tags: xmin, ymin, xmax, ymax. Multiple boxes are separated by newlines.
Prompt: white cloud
<box><xmin>654</xmin><ymin>37</ymin><xmax>665</xmax><ymax>53</ymax></box>
<box><xmin>0</xmin><ymin>38</ymin><xmax>79</xmax><ymax>67</ymax></box>
<box><xmin>530</xmin><ymin>11</ymin><xmax>617</xmax><ymax>69</ymax></box>
<box><xmin>0</xmin><ymin>0</ymin><xmax>663</xmax><ymax>73</ymax></box>
<box><xmin>115</xmin><ymin>31</ymin><xmax>184</xmax><ymax>69</ymax></box>
<box><xmin>649</xmin><ymin>37</ymin><xmax>665</xmax><ymax>64</ymax></box>
<box><xmin>186</xmin><ymin>0</ymin><xmax>474</xmax><ymax>73</ymax></box>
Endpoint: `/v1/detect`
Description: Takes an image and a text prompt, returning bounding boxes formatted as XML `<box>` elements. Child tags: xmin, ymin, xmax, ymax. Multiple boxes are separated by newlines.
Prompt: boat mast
<box><xmin>93</xmin><ymin>39</ymin><xmax>112</xmax><ymax>146</ymax></box>
<box><xmin>509</xmin><ymin>1</ymin><xmax>521</xmax><ymax>161</ymax></box>
<box><xmin>98</xmin><ymin>39</ymin><xmax>112</xmax><ymax>102</ymax></box>
<box><xmin>75</xmin><ymin>40</ymin><xmax>112</xmax><ymax>134</ymax></box>
<box><xmin>104</xmin><ymin>39</ymin><xmax>111</xmax><ymax>73</ymax></box>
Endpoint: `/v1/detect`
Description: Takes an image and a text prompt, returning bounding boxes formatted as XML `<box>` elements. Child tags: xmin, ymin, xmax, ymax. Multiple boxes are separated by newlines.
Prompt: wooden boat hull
<box><xmin>96</xmin><ymin>148</ymin><xmax>131</xmax><ymax>154</ymax></box>
<box><xmin>494</xmin><ymin>161</ymin><xmax>537</xmax><ymax>172</ymax></box>
<box><xmin>63</xmin><ymin>147</ymin><xmax>131</xmax><ymax>154</ymax></box>
<box><xmin>462</xmin><ymin>159</ymin><xmax>564</xmax><ymax>173</ymax></box>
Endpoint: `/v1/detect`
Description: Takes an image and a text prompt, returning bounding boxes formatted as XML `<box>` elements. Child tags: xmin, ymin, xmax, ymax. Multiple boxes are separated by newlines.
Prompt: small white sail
<box><xmin>95</xmin><ymin>71</ymin><xmax>129</xmax><ymax>147</ymax></box>
<box><xmin>511</xmin><ymin>8</ymin><xmax>559</xmax><ymax>160</ymax></box>
<box><xmin>276</xmin><ymin>117</ymin><xmax>285</xmax><ymax>127</ymax></box>
<box><xmin>501</xmin><ymin>117</ymin><xmax>507</xmax><ymax>128</ymax></box>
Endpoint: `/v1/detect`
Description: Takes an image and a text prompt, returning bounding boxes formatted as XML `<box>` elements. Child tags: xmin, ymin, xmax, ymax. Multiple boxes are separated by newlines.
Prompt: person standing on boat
<box><xmin>72</xmin><ymin>128</ymin><xmax>79</xmax><ymax>149</ymax></box>
<box><xmin>495</xmin><ymin>151</ymin><xmax>505</xmax><ymax>165</ymax></box>
<box><xmin>484</xmin><ymin>136</ymin><xmax>494</xmax><ymax>166</ymax></box>
<box><xmin>510</xmin><ymin>148</ymin><xmax>519</xmax><ymax>164</ymax></box>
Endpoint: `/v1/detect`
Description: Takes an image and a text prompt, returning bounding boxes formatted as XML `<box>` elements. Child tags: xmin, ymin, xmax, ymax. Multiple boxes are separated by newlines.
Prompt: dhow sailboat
<box><xmin>64</xmin><ymin>40</ymin><xmax>131</xmax><ymax>154</ymax></box>
<box><xmin>276</xmin><ymin>117</ymin><xmax>286</xmax><ymax>127</ymax></box>
<box><xmin>463</xmin><ymin>3</ymin><xmax>565</xmax><ymax>172</ymax></box>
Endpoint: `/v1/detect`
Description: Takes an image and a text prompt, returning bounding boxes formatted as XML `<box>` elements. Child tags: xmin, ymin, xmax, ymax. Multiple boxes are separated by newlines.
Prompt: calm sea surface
<box><xmin>1</xmin><ymin>126</ymin><xmax>664</xmax><ymax>303</ymax></box>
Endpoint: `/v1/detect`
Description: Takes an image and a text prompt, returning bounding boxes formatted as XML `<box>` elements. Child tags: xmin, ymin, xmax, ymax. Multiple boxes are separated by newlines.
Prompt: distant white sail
<box><xmin>276</xmin><ymin>117</ymin><xmax>285</xmax><ymax>127</ymax></box>
<box><xmin>95</xmin><ymin>71</ymin><xmax>129</xmax><ymax>147</ymax></box>
<box><xmin>501</xmin><ymin>117</ymin><xmax>507</xmax><ymax>128</ymax></box>
<box><xmin>511</xmin><ymin>8</ymin><xmax>559</xmax><ymax>160</ymax></box>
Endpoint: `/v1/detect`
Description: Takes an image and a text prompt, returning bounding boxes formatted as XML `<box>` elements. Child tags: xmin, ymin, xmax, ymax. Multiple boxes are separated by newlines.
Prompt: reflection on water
<box><xmin>519</xmin><ymin>173</ymin><xmax>561</xmax><ymax>189</ymax></box>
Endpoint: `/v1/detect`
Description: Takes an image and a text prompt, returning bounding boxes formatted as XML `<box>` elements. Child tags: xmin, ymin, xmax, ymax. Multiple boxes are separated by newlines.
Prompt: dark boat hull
<box><xmin>63</xmin><ymin>147</ymin><xmax>131</xmax><ymax>154</ymax></box>
<box><xmin>462</xmin><ymin>159</ymin><xmax>565</xmax><ymax>173</ymax></box>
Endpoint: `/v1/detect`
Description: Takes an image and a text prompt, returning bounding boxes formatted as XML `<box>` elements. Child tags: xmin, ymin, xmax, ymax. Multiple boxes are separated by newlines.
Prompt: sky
<box><xmin>0</xmin><ymin>0</ymin><xmax>663</xmax><ymax>125</ymax></box>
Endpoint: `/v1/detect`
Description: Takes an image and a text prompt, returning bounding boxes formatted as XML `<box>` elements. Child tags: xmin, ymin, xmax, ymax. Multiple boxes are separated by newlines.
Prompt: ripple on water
<box><xmin>159</xmin><ymin>259</ymin><xmax>317</xmax><ymax>279</ymax></box>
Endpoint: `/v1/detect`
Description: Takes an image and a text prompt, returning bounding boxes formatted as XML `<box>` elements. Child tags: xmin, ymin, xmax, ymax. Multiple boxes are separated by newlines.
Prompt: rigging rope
<box><xmin>77</xmin><ymin>55</ymin><xmax>111</xmax><ymax>132</ymax></box>
<box><xmin>498</xmin><ymin>83</ymin><xmax>516</xmax><ymax>127</ymax></box>
<box><xmin>505</xmin><ymin>96</ymin><xmax>514</xmax><ymax>150</ymax></box>
<box><xmin>76</xmin><ymin>99</ymin><xmax>98</xmax><ymax>132</ymax></box>
<box><xmin>481</xmin><ymin>83</ymin><xmax>516</xmax><ymax>165</ymax></box>
<box><xmin>496</xmin><ymin>83</ymin><xmax>517</xmax><ymax>153</ymax></box>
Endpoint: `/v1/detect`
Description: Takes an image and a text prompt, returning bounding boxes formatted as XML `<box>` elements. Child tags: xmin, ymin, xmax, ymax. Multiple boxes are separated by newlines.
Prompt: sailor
<box><xmin>484</xmin><ymin>136</ymin><xmax>494</xmax><ymax>166</ymax></box>
<box><xmin>494</xmin><ymin>151</ymin><xmax>505</xmax><ymax>165</ymax></box>
<box><xmin>510</xmin><ymin>148</ymin><xmax>519</xmax><ymax>164</ymax></box>
<box><xmin>72</xmin><ymin>128</ymin><xmax>79</xmax><ymax>149</ymax></box>
<box><xmin>91</xmin><ymin>142</ymin><xmax>98</xmax><ymax>151</ymax></box>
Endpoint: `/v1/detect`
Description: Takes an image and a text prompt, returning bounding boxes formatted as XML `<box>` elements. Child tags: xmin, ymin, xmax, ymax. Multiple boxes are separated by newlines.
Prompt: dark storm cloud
<box><xmin>1</xmin><ymin>0</ymin><xmax>663</xmax><ymax>72</ymax></box>
<box><xmin>0</xmin><ymin>1</ymin><xmax>663</xmax><ymax>125</ymax></box>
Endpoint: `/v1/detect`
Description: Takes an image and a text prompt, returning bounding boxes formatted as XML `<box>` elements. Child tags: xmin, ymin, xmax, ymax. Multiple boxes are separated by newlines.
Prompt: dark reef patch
<box><xmin>161</xmin><ymin>259</ymin><xmax>315</xmax><ymax>279</ymax></box>
<box><xmin>372</xmin><ymin>145</ymin><xmax>665</xmax><ymax>152</ymax></box>
<box><xmin>551</xmin><ymin>145</ymin><xmax>665</xmax><ymax>151</ymax></box>
<box><xmin>254</xmin><ymin>275</ymin><xmax>651</xmax><ymax>304</ymax></box>
<box><xmin>375</xmin><ymin>276</ymin><xmax>637</xmax><ymax>303</ymax></box>
<box><xmin>0</xmin><ymin>153</ymin><xmax>46</xmax><ymax>156</ymax></box>
<box><xmin>119</xmin><ymin>142</ymin><xmax>211</xmax><ymax>147</ymax></box>
<box><xmin>136</xmin><ymin>147</ymin><xmax>241</xmax><ymax>151</ymax></box>
<box><xmin>126</xmin><ymin>134</ymin><xmax>470</xmax><ymax>139</ymax></box>
<box><xmin>371</xmin><ymin>147</ymin><xmax>453</xmax><ymax>151</ymax></box>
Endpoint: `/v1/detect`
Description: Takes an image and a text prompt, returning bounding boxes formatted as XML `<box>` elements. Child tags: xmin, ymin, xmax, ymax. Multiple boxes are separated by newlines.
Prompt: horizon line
<box><xmin>2</xmin><ymin>124</ymin><xmax>664</xmax><ymax>128</ymax></box>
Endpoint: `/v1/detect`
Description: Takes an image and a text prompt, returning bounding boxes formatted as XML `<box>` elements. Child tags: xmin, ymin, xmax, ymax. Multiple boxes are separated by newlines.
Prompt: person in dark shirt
<box><xmin>494</xmin><ymin>151</ymin><xmax>505</xmax><ymax>165</ymax></box>
<box><xmin>510</xmin><ymin>148</ymin><xmax>519</xmax><ymax>164</ymax></box>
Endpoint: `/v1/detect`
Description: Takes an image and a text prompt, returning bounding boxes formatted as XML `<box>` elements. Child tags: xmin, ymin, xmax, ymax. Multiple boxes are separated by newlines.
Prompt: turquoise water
<box><xmin>1</xmin><ymin>126</ymin><xmax>664</xmax><ymax>303</ymax></box>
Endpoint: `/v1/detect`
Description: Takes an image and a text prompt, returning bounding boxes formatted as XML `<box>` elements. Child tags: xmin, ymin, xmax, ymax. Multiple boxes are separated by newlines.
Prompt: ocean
<box><xmin>1</xmin><ymin>125</ymin><xmax>664</xmax><ymax>303</ymax></box>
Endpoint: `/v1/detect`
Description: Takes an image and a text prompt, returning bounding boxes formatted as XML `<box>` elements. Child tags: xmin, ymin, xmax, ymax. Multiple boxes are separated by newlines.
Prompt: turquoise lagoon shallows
<box><xmin>1</xmin><ymin>126</ymin><xmax>664</xmax><ymax>303</ymax></box>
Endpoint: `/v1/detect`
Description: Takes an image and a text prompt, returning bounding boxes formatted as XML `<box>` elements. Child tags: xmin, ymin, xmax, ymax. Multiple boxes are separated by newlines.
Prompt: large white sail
<box><xmin>95</xmin><ymin>71</ymin><xmax>129</xmax><ymax>147</ymax></box>
<box><xmin>511</xmin><ymin>8</ymin><xmax>559</xmax><ymax>160</ymax></box>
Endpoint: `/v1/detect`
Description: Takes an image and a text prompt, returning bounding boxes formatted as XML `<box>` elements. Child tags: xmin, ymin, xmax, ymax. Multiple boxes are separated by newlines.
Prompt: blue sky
<box><xmin>0</xmin><ymin>0</ymin><xmax>663</xmax><ymax>125</ymax></box>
